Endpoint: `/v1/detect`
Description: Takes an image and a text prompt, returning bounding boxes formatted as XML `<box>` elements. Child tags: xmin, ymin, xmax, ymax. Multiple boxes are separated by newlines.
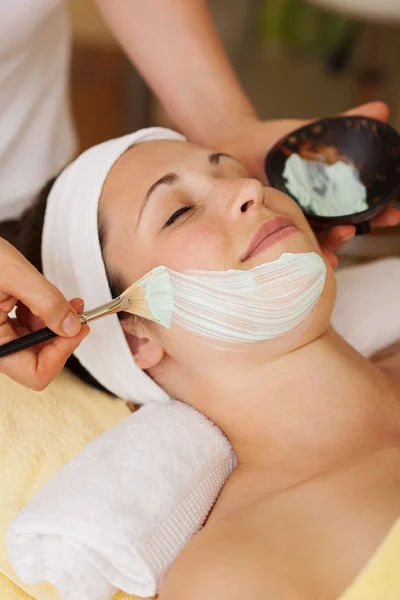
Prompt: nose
<box><xmin>220</xmin><ymin>178</ymin><xmax>265</xmax><ymax>221</ymax></box>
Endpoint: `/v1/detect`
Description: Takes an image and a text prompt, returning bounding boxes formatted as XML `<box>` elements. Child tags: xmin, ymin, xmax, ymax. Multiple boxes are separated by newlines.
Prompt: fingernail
<box><xmin>339</xmin><ymin>232</ymin><xmax>354</xmax><ymax>243</ymax></box>
<box><xmin>62</xmin><ymin>313</ymin><xmax>81</xmax><ymax>336</ymax></box>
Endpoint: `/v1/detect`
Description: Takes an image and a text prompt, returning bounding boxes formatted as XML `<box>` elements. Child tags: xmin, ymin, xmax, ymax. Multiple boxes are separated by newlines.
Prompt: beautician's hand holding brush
<box><xmin>0</xmin><ymin>268</ymin><xmax>170</xmax><ymax>360</ymax></box>
<box><xmin>0</xmin><ymin>238</ymin><xmax>88</xmax><ymax>389</ymax></box>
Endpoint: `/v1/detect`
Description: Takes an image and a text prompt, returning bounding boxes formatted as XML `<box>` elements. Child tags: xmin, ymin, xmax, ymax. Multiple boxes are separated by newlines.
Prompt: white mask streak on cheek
<box><xmin>138</xmin><ymin>266</ymin><xmax>174</xmax><ymax>328</ymax></box>
<box><xmin>143</xmin><ymin>253</ymin><xmax>326</xmax><ymax>344</ymax></box>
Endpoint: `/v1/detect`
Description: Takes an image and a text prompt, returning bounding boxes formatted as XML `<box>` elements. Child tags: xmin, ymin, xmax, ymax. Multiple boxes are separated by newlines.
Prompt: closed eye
<box><xmin>164</xmin><ymin>205</ymin><xmax>194</xmax><ymax>228</ymax></box>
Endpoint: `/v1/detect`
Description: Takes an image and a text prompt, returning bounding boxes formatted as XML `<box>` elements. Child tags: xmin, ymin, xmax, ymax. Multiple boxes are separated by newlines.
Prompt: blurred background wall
<box><xmin>68</xmin><ymin>0</ymin><xmax>400</xmax><ymax>152</ymax></box>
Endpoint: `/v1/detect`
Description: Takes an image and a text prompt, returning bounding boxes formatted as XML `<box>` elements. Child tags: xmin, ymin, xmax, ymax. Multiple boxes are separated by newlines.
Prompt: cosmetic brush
<box><xmin>0</xmin><ymin>267</ymin><xmax>173</xmax><ymax>359</ymax></box>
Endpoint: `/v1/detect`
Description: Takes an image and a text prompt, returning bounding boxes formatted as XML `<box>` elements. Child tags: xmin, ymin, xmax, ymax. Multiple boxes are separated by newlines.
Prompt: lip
<box><xmin>241</xmin><ymin>216</ymin><xmax>300</xmax><ymax>262</ymax></box>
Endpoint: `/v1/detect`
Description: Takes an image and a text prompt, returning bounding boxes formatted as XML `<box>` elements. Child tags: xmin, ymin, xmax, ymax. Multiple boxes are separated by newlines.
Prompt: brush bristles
<box><xmin>120</xmin><ymin>266</ymin><xmax>174</xmax><ymax>328</ymax></box>
<box><xmin>120</xmin><ymin>286</ymin><xmax>154</xmax><ymax>320</ymax></box>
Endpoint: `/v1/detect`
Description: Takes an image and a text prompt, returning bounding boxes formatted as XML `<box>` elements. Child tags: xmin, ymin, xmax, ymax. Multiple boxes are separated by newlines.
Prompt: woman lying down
<box><xmin>8</xmin><ymin>128</ymin><xmax>400</xmax><ymax>600</ymax></box>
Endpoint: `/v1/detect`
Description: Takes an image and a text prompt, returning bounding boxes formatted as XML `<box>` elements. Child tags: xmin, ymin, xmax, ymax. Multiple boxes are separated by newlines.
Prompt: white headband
<box><xmin>42</xmin><ymin>127</ymin><xmax>186</xmax><ymax>403</ymax></box>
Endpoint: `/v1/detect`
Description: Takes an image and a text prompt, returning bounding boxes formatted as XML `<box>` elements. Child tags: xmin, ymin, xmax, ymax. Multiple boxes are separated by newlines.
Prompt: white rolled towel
<box><xmin>7</xmin><ymin>401</ymin><xmax>234</xmax><ymax>599</ymax></box>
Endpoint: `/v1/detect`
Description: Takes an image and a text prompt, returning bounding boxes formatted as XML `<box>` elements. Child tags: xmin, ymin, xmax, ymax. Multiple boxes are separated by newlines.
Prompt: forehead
<box><xmin>99</xmin><ymin>139</ymin><xmax>205</xmax><ymax>217</ymax></box>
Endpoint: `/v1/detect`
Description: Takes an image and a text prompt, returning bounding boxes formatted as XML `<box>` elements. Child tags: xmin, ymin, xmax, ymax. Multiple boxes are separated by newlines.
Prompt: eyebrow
<box><xmin>208</xmin><ymin>152</ymin><xmax>237</xmax><ymax>165</ymax></box>
<box><xmin>137</xmin><ymin>172</ymin><xmax>179</xmax><ymax>225</ymax></box>
<box><xmin>136</xmin><ymin>152</ymin><xmax>240</xmax><ymax>226</ymax></box>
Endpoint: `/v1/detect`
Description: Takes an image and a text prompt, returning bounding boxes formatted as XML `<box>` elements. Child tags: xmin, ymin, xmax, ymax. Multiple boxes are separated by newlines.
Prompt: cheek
<box><xmin>154</xmin><ymin>223</ymin><xmax>229</xmax><ymax>271</ymax></box>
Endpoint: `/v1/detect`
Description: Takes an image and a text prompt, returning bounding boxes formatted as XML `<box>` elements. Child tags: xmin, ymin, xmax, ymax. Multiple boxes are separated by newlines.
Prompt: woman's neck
<box><xmin>206</xmin><ymin>329</ymin><xmax>400</xmax><ymax>494</ymax></box>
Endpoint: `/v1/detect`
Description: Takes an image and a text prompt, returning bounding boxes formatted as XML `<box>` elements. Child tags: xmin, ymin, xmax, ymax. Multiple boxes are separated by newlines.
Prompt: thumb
<box><xmin>341</xmin><ymin>101</ymin><xmax>390</xmax><ymax>123</ymax></box>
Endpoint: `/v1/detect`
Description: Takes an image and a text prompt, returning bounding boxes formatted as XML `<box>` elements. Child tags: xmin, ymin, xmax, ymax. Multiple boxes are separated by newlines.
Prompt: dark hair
<box><xmin>0</xmin><ymin>180</ymin><xmax>127</xmax><ymax>395</ymax></box>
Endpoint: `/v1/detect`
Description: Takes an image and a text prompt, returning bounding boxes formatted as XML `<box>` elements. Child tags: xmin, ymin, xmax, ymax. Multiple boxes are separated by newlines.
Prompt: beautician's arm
<box><xmin>0</xmin><ymin>238</ymin><xmax>88</xmax><ymax>390</ymax></box>
<box><xmin>96</xmin><ymin>0</ymin><xmax>400</xmax><ymax>267</ymax></box>
<box><xmin>95</xmin><ymin>0</ymin><xmax>256</xmax><ymax>150</ymax></box>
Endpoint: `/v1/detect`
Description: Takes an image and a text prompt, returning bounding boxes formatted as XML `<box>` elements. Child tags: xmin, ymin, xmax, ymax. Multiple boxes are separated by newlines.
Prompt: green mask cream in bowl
<box><xmin>265</xmin><ymin>116</ymin><xmax>400</xmax><ymax>234</ymax></box>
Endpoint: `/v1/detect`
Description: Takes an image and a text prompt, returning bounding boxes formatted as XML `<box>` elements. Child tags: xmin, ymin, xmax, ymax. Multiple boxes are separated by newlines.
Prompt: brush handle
<box><xmin>0</xmin><ymin>296</ymin><xmax>127</xmax><ymax>359</ymax></box>
<box><xmin>0</xmin><ymin>327</ymin><xmax>57</xmax><ymax>358</ymax></box>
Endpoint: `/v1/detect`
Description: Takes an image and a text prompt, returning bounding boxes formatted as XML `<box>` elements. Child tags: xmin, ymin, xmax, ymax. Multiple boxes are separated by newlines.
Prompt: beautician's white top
<box><xmin>0</xmin><ymin>0</ymin><xmax>76</xmax><ymax>220</ymax></box>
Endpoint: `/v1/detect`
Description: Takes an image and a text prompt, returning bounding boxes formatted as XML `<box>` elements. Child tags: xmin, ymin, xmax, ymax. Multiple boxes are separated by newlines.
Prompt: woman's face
<box><xmin>101</xmin><ymin>140</ymin><xmax>321</xmax><ymax>275</ymax></box>
<box><xmin>99</xmin><ymin>140</ymin><xmax>336</xmax><ymax>401</ymax></box>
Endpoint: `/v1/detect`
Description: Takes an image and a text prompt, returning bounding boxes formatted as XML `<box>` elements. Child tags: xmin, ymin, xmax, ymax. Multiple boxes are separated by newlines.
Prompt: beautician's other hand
<box><xmin>0</xmin><ymin>238</ymin><xmax>89</xmax><ymax>390</ymax></box>
<box><xmin>216</xmin><ymin>102</ymin><xmax>400</xmax><ymax>269</ymax></box>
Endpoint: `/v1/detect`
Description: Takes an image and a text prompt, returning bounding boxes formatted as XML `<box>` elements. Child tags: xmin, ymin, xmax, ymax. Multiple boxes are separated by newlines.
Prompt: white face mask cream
<box><xmin>137</xmin><ymin>252</ymin><xmax>327</xmax><ymax>344</ymax></box>
<box><xmin>283</xmin><ymin>153</ymin><xmax>368</xmax><ymax>217</ymax></box>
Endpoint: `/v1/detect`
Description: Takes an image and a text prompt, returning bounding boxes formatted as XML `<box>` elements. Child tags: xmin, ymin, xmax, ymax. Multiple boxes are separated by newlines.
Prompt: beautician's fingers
<box><xmin>341</xmin><ymin>101</ymin><xmax>390</xmax><ymax>122</ymax></box>
<box><xmin>16</xmin><ymin>300</ymin><xmax>51</xmax><ymax>332</ymax></box>
<box><xmin>16</xmin><ymin>298</ymin><xmax>84</xmax><ymax>334</ymax></box>
<box><xmin>317</xmin><ymin>225</ymin><xmax>356</xmax><ymax>269</ymax></box>
<box><xmin>14</xmin><ymin>301</ymin><xmax>37</xmax><ymax>330</ymax></box>
<box><xmin>0</xmin><ymin>298</ymin><xmax>84</xmax><ymax>353</ymax></box>
<box><xmin>0</xmin><ymin>299</ymin><xmax>89</xmax><ymax>391</ymax></box>
<box><xmin>0</xmin><ymin>238</ymin><xmax>82</xmax><ymax>338</ymax></box>
<box><xmin>322</xmin><ymin>249</ymin><xmax>339</xmax><ymax>270</ymax></box>
<box><xmin>370</xmin><ymin>205</ymin><xmax>400</xmax><ymax>228</ymax></box>
<box><xmin>317</xmin><ymin>225</ymin><xmax>356</xmax><ymax>252</ymax></box>
<box><xmin>0</xmin><ymin>294</ymin><xmax>18</xmax><ymax>315</ymax></box>
<box><xmin>0</xmin><ymin>325</ymin><xmax>89</xmax><ymax>391</ymax></box>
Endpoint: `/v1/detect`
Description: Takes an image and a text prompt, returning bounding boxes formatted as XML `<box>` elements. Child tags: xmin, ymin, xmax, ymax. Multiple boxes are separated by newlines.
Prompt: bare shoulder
<box><xmin>158</xmin><ymin>516</ymin><xmax>306</xmax><ymax>600</ymax></box>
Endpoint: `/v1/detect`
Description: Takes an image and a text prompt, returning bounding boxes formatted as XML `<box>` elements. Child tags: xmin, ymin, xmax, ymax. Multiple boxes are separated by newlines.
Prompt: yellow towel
<box><xmin>0</xmin><ymin>370</ymin><xmax>151</xmax><ymax>600</ymax></box>
<box><xmin>338</xmin><ymin>517</ymin><xmax>400</xmax><ymax>600</ymax></box>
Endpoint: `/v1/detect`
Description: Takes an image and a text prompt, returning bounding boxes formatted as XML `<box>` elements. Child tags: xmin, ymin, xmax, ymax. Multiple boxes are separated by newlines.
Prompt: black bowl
<box><xmin>265</xmin><ymin>116</ymin><xmax>400</xmax><ymax>234</ymax></box>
